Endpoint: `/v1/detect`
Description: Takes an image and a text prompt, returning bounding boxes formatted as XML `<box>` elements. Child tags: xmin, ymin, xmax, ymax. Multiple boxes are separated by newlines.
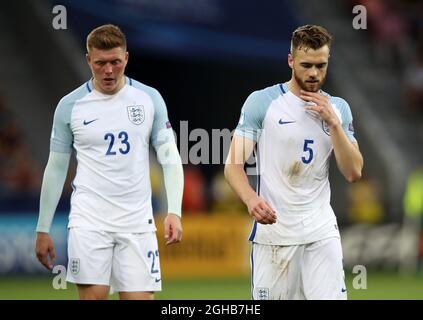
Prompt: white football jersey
<box><xmin>235</xmin><ymin>83</ymin><xmax>357</xmax><ymax>245</ymax></box>
<box><xmin>50</xmin><ymin>77</ymin><xmax>174</xmax><ymax>233</ymax></box>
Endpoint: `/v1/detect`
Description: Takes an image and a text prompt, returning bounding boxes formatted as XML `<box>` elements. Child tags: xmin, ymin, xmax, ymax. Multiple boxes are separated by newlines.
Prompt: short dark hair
<box><xmin>291</xmin><ymin>25</ymin><xmax>332</xmax><ymax>53</ymax></box>
<box><xmin>86</xmin><ymin>24</ymin><xmax>127</xmax><ymax>52</ymax></box>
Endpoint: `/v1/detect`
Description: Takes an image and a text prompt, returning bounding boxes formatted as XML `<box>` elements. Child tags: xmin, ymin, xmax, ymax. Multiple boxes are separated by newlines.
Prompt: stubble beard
<box><xmin>293</xmin><ymin>70</ymin><xmax>326</xmax><ymax>92</ymax></box>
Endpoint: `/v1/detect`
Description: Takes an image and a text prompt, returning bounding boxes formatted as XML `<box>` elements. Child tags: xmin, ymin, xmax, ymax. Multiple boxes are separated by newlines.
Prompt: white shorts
<box><xmin>251</xmin><ymin>237</ymin><xmax>347</xmax><ymax>300</ymax></box>
<box><xmin>66</xmin><ymin>227</ymin><xmax>162</xmax><ymax>292</ymax></box>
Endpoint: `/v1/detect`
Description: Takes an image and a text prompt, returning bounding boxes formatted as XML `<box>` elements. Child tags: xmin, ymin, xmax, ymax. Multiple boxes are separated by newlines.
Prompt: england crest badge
<box><xmin>127</xmin><ymin>105</ymin><xmax>145</xmax><ymax>125</ymax></box>
<box><xmin>256</xmin><ymin>287</ymin><xmax>269</xmax><ymax>300</ymax></box>
<box><xmin>70</xmin><ymin>258</ymin><xmax>80</xmax><ymax>275</ymax></box>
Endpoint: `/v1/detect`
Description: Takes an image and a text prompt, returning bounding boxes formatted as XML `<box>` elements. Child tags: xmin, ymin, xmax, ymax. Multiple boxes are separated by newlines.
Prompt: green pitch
<box><xmin>0</xmin><ymin>273</ymin><xmax>422</xmax><ymax>300</ymax></box>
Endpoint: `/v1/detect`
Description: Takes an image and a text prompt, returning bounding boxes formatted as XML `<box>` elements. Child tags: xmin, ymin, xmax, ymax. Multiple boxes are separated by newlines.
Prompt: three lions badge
<box><xmin>127</xmin><ymin>105</ymin><xmax>145</xmax><ymax>125</ymax></box>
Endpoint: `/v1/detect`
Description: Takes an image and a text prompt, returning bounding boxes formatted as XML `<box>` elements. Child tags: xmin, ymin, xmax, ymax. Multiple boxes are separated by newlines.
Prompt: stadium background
<box><xmin>1</xmin><ymin>0</ymin><xmax>423</xmax><ymax>299</ymax></box>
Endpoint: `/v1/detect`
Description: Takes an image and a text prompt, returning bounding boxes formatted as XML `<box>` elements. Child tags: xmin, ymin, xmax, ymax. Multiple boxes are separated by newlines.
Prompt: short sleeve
<box><xmin>234</xmin><ymin>91</ymin><xmax>270</xmax><ymax>142</ymax></box>
<box><xmin>150</xmin><ymin>89</ymin><xmax>174</xmax><ymax>149</ymax></box>
<box><xmin>50</xmin><ymin>98</ymin><xmax>73</xmax><ymax>153</ymax></box>
<box><xmin>330</xmin><ymin>97</ymin><xmax>357</xmax><ymax>143</ymax></box>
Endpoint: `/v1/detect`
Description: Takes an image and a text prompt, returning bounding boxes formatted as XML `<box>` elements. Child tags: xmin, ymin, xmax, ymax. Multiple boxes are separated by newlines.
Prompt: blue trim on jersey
<box><xmin>256</xmin><ymin>145</ymin><xmax>261</xmax><ymax>195</ymax></box>
<box><xmin>128</xmin><ymin>77</ymin><xmax>133</xmax><ymax>86</ymax></box>
<box><xmin>70</xmin><ymin>180</ymin><xmax>76</xmax><ymax>200</ymax></box>
<box><xmin>279</xmin><ymin>83</ymin><xmax>286</xmax><ymax>94</ymax></box>
<box><xmin>251</xmin><ymin>244</ymin><xmax>255</xmax><ymax>300</ymax></box>
<box><xmin>86</xmin><ymin>81</ymin><xmax>92</xmax><ymax>93</ymax></box>
<box><xmin>248</xmin><ymin>145</ymin><xmax>260</xmax><ymax>242</ymax></box>
<box><xmin>257</xmin><ymin>175</ymin><xmax>261</xmax><ymax>195</ymax></box>
<box><xmin>249</xmin><ymin>221</ymin><xmax>257</xmax><ymax>242</ymax></box>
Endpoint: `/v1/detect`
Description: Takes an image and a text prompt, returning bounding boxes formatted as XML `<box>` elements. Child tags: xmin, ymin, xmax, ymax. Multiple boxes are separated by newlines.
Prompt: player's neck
<box><xmin>286</xmin><ymin>79</ymin><xmax>301</xmax><ymax>97</ymax></box>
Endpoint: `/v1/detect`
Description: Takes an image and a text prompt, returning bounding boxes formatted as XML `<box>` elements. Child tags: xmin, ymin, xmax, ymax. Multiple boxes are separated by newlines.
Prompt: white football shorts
<box><xmin>251</xmin><ymin>237</ymin><xmax>347</xmax><ymax>300</ymax></box>
<box><xmin>66</xmin><ymin>227</ymin><xmax>162</xmax><ymax>292</ymax></box>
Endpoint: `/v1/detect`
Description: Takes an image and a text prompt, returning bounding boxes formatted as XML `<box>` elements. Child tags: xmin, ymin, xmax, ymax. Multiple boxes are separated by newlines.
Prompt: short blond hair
<box><xmin>291</xmin><ymin>24</ymin><xmax>332</xmax><ymax>53</ymax></box>
<box><xmin>86</xmin><ymin>24</ymin><xmax>127</xmax><ymax>52</ymax></box>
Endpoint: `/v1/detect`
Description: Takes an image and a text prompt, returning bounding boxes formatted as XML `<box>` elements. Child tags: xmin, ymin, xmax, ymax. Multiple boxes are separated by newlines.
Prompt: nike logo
<box><xmin>83</xmin><ymin>119</ymin><xmax>98</xmax><ymax>125</ymax></box>
<box><xmin>155</xmin><ymin>278</ymin><xmax>161</xmax><ymax>283</ymax></box>
<box><xmin>278</xmin><ymin>119</ymin><xmax>296</xmax><ymax>125</ymax></box>
<box><xmin>341</xmin><ymin>288</ymin><xmax>347</xmax><ymax>293</ymax></box>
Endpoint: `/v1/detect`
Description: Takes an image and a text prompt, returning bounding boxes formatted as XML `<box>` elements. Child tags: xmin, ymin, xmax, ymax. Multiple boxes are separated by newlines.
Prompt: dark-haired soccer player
<box><xmin>225</xmin><ymin>25</ymin><xmax>363</xmax><ymax>300</ymax></box>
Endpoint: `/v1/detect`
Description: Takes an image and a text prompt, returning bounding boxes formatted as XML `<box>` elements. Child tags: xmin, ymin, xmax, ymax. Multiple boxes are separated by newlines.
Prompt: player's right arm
<box><xmin>224</xmin><ymin>135</ymin><xmax>276</xmax><ymax>224</ymax></box>
<box><xmin>35</xmin><ymin>94</ymin><xmax>74</xmax><ymax>270</ymax></box>
<box><xmin>224</xmin><ymin>90</ymin><xmax>276</xmax><ymax>224</ymax></box>
<box><xmin>35</xmin><ymin>151</ymin><xmax>71</xmax><ymax>270</ymax></box>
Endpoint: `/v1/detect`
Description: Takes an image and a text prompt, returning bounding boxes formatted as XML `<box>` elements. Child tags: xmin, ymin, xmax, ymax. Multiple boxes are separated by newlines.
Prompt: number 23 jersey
<box><xmin>50</xmin><ymin>77</ymin><xmax>174</xmax><ymax>233</ymax></box>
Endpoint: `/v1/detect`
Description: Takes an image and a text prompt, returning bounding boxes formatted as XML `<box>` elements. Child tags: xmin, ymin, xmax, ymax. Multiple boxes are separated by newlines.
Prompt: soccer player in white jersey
<box><xmin>34</xmin><ymin>24</ymin><xmax>184</xmax><ymax>300</ymax></box>
<box><xmin>225</xmin><ymin>25</ymin><xmax>363</xmax><ymax>300</ymax></box>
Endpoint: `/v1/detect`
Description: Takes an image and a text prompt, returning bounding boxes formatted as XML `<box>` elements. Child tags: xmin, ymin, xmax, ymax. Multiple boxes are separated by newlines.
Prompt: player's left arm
<box><xmin>150</xmin><ymin>89</ymin><xmax>184</xmax><ymax>245</ymax></box>
<box><xmin>300</xmin><ymin>90</ymin><xmax>363</xmax><ymax>183</ymax></box>
<box><xmin>156</xmin><ymin>139</ymin><xmax>184</xmax><ymax>245</ymax></box>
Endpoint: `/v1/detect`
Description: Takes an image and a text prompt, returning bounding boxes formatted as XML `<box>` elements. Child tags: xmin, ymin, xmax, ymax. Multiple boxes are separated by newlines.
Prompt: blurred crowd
<box><xmin>351</xmin><ymin>0</ymin><xmax>423</xmax><ymax>116</ymax></box>
<box><xmin>0</xmin><ymin>92</ymin><xmax>41</xmax><ymax>210</ymax></box>
<box><xmin>345</xmin><ymin>0</ymin><xmax>423</xmax><ymax>227</ymax></box>
<box><xmin>150</xmin><ymin>161</ymin><xmax>245</xmax><ymax>216</ymax></box>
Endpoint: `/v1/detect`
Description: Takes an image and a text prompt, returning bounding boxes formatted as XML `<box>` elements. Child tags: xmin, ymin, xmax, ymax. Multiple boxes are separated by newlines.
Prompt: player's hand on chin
<box><xmin>246</xmin><ymin>196</ymin><xmax>277</xmax><ymax>225</ymax></box>
<box><xmin>35</xmin><ymin>232</ymin><xmax>56</xmax><ymax>270</ymax></box>
<box><xmin>300</xmin><ymin>90</ymin><xmax>340</xmax><ymax>128</ymax></box>
<box><xmin>164</xmin><ymin>213</ymin><xmax>182</xmax><ymax>245</ymax></box>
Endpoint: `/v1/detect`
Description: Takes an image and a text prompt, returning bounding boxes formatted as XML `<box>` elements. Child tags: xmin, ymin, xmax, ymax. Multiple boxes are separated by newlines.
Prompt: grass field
<box><xmin>1</xmin><ymin>273</ymin><xmax>422</xmax><ymax>300</ymax></box>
